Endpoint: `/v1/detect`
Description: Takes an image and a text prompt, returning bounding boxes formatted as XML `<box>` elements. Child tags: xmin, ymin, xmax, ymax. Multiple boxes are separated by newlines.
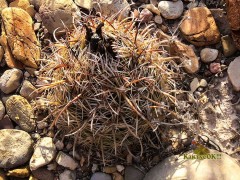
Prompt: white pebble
<box><xmin>158</xmin><ymin>0</ymin><xmax>184</xmax><ymax>19</ymax></box>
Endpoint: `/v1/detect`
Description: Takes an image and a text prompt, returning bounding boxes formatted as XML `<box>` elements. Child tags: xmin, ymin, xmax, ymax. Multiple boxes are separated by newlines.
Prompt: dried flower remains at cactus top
<box><xmin>36</xmin><ymin>16</ymin><xmax>196</xmax><ymax>164</ymax></box>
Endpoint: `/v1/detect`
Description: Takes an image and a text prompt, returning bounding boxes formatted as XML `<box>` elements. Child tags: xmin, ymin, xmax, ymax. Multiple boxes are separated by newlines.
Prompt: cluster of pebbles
<box><xmin>0</xmin><ymin>0</ymin><xmax>240</xmax><ymax>180</ymax></box>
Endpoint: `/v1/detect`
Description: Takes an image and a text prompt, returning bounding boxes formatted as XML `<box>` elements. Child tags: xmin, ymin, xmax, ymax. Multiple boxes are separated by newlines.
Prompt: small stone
<box><xmin>0</xmin><ymin>46</ymin><xmax>4</xmax><ymax>63</ymax></box>
<box><xmin>116</xmin><ymin>165</ymin><xmax>125</xmax><ymax>172</ymax></box>
<box><xmin>0</xmin><ymin>129</ymin><xmax>33</xmax><ymax>169</ymax></box>
<box><xmin>103</xmin><ymin>166</ymin><xmax>117</xmax><ymax>174</ymax></box>
<box><xmin>32</xmin><ymin>167</ymin><xmax>55</xmax><ymax>180</ymax></box>
<box><xmin>90</xmin><ymin>172</ymin><xmax>112</xmax><ymax>180</ymax></box>
<box><xmin>6</xmin><ymin>95</ymin><xmax>35</xmax><ymax>132</ymax></box>
<box><xmin>34</xmin><ymin>23</ymin><xmax>41</xmax><ymax>31</ymax></box>
<box><xmin>209</xmin><ymin>62</ymin><xmax>221</xmax><ymax>74</ymax></box>
<box><xmin>7</xmin><ymin>166</ymin><xmax>30</xmax><ymax>178</ymax></box>
<box><xmin>140</xmin><ymin>4</ymin><xmax>160</xmax><ymax>15</ymax></box>
<box><xmin>228</xmin><ymin>56</ymin><xmax>240</xmax><ymax>91</ymax></box>
<box><xmin>59</xmin><ymin>170</ymin><xmax>76</xmax><ymax>180</ymax></box>
<box><xmin>0</xmin><ymin>69</ymin><xmax>23</xmax><ymax>94</ymax></box>
<box><xmin>113</xmin><ymin>172</ymin><xmax>123</xmax><ymax>180</ymax></box>
<box><xmin>200</xmin><ymin>48</ymin><xmax>218</xmax><ymax>63</ymax></box>
<box><xmin>56</xmin><ymin>151</ymin><xmax>78</xmax><ymax>170</ymax></box>
<box><xmin>125</xmin><ymin>166</ymin><xmax>145</xmax><ymax>180</ymax></box>
<box><xmin>55</xmin><ymin>140</ymin><xmax>64</xmax><ymax>150</ymax></box>
<box><xmin>158</xmin><ymin>0</ymin><xmax>184</xmax><ymax>19</ymax></box>
<box><xmin>154</xmin><ymin>15</ymin><xmax>163</xmax><ymax>24</ymax></box>
<box><xmin>0</xmin><ymin>101</ymin><xmax>5</xmax><ymax>121</ymax></box>
<box><xmin>30</xmin><ymin>137</ymin><xmax>56</xmax><ymax>170</ymax></box>
<box><xmin>47</xmin><ymin>163</ymin><xmax>57</xmax><ymax>171</ymax></box>
<box><xmin>180</xmin><ymin>7</ymin><xmax>220</xmax><ymax>46</ymax></box>
<box><xmin>75</xmin><ymin>0</ymin><xmax>92</xmax><ymax>10</ymax></box>
<box><xmin>139</xmin><ymin>8</ymin><xmax>153</xmax><ymax>23</ymax></box>
<box><xmin>92</xmin><ymin>164</ymin><xmax>98</xmax><ymax>173</ymax></box>
<box><xmin>199</xmin><ymin>79</ymin><xmax>208</xmax><ymax>87</ymax></box>
<box><xmin>37</xmin><ymin>121</ymin><xmax>48</xmax><ymax>129</ymax></box>
<box><xmin>190</xmin><ymin>78</ymin><xmax>199</xmax><ymax>93</ymax></box>
<box><xmin>31</xmin><ymin>133</ymin><xmax>41</xmax><ymax>140</ymax></box>
<box><xmin>221</xmin><ymin>35</ymin><xmax>237</xmax><ymax>57</ymax></box>
<box><xmin>0</xmin><ymin>115</ymin><xmax>14</xmax><ymax>129</ymax></box>
<box><xmin>20</xmin><ymin>80</ymin><xmax>38</xmax><ymax>100</ymax></box>
<box><xmin>24</xmin><ymin>71</ymin><xmax>31</xmax><ymax>78</ymax></box>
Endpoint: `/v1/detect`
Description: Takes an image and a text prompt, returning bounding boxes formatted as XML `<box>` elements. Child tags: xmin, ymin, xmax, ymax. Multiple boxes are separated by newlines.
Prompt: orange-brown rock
<box><xmin>9</xmin><ymin>0</ymin><xmax>36</xmax><ymax>17</ymax></box>
<box><xmin>170</xmin><ymin>40</ymin><xmax>199</xmax><ymax>74</ymax></box>
<box><xmin>180</xmin><ymin>7</ymin><xmax>220</xmax><ymax>46</ymax></box>
<box><xmin>1</xmin><ymin>7</ymin><xmax>40</xmax><ymax>69</ymax></box>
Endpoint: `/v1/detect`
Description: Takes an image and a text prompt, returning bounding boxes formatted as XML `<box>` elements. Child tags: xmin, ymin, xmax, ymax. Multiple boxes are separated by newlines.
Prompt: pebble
<box><xmin>221</xmin><ymin>35</ymin><xmax>237</xmax><ymax>57</ymax></box>
<box><xmin>90</xmin><ymin>172</ymin><xmax>112</xmax><ymax>180</ymax></box>
<box><xmin>116</xmin><ymin>165</ymin><xmax>125</xmax><ymax>172</ymax></box>
<box><xmin>7</xmin><ymin>166</ymin><xmax>30</xmax><ymax>178</ymax></box>
<box><xmin>34</xmin><ymin>22</ymin><xmax>41</xmax><ymax>31</ymax></box>
<box><xmin>0</xmin><ymin>100</ymin><xmax>5</xmax><ymax>121</ymax></box>
<box><xmin>30</xmin><ymin>137</ymin><xmax>56</xmax><ymax>170</ymax></box>
<box><xmin>0</xmin><ymin>68</ymin><xmax>23</xmax><ymax>94</ymax></box>
<box><xmin>200</xmin><ymin>48</ymin><xmax>218</xmax><ymax>63</ymax></box>
<box><xmin>37</xmin><ymin>121</ymin><xmax>48</xmax><ymax>129</ymax></box>
<box><xmin>125</xmin><ymin>166</ymin><xmax>145</xmax><ymax>180</ymax></box>
<box><xmin>180</xmin><ymin>7</ymin><xmax>220</xmax><ymax>46</ymax></box>
<box><xmin>209</xmin><ymin>62</ymin><xmax>221</xmax><ymax>74</ymax></box>
<box><xmin>0</xmin><ymin>115</ymin><xmax>14</xmax><ymax>129</ymax></box>
<box><xmin>59</xmin><ymin>169</ymin><xmax>76</xmax><ymax>180</ymax></box>
<box><xmin>0</xmin><ymin>129</ymin><xmax>33</xmax><ymax>168</ymax></box>
<box><xmin>55</xmin><ymin>140</ymin><xmax>64</xmax><ymax>150</ymax></box>
<box><xmin>20</xmin><ymin>80</ymin><xmax>38</xmax><ymax>100</ymax></box>
<box><xmin>140</xmin><ymin>4</ymin><xmax>160</xmax><ymax>15</ymax></box>
<box><xmin>228</xmin><ymin>56</ymin><xmax>240</xmax><ymax>91</ymax></box>
<box><xmin>158</xmin><ymin>0</ymin><xmax>183</xmax><ymax>19</ymax></box>
<box><xmin>154</xmin><ymin>15</ymin><xmax>163</xmax><ymax>24</ymax></box>
<box><xmin>6</xmin><ymin>95</ymin><xmax>35</xmax><ymax>132</ymax></box>
<box><xmin>144</xmin><ymin>149</ymin><xmax>240</xmax><ymax>180</ymax></box>
<box><xmin>139</xmin><ymin>8</ymin><xmax>153</xmax><ymax>23</ymax></box>
<box><xmin>32</xmin><ymin>167</ymin><xmax>55</xmax><ymax>180</ymax></box>
<box><xmin>56</xmin><ymin>151</ymin><xmax>78</xmax><ymax>170</ymax></box>
<box><xmin>75</xmin><ymin>0</ymin><xmax>92</xmax><ymax>10</ymax></box>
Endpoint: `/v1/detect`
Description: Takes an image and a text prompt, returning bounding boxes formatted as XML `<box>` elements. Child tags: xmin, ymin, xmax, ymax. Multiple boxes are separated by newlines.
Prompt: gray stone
<box><xmin>91</xmin><ymin>172</ymin><xmax>112</xmax><ymax>180</ymax></box>
<box><xmin>0</xmin><ymin>115</ymin><xmax>14</xmax><ymax>129</ymax></box>
<box><xmin>0</xmin><ymin>69</ymin><xmax>23</xmax><ymax>94</ymax></box>
<box><xmin>200</xmin><ymin>48</ymin><xmax>218</xmax><ymax>63</ymax></box>
<box><xmin>56</xmin><ymin>151</ymin><xmax>78</xmax><ymax>170</ymax></box>
<box><xmin>228</xmin><ymin>56</ymin><xmax>240</xmax><ymax>91</ymax></box>
<box><xmin>59</xmin><ymin>170</ymin><xmax>76</xmax><ymax>180</ymax></box>
<box><xmin>93</xmin><ymin>0</ymin><xmax>130</xmax><ymax>20</ymax></box>
<box><xmin>0</xmin><ymin>129</ymin><xmax>33</xmax><ymax>168</ymax></box>
<box><xmin>39</xmin><ymin>0</ymin><xmax>80</xmax><ymax>34</ymax></box>
<box><xmin>144</xmin><ymin>149</ymin><xmax>240</xmax><ymax>180</ymax></box>
<box><xmin>6</xmin><ymin>95</ymin><xmax>35</xmax><ymax>132</ymax></box>
<box><xmin>30</xmin><ymin>137</ymin><xmax>56</xmax><ymax>170</ymax></box>
<box><xmin>20</xmin><ymin>80</ymin><xmax>38</xmax><ymax>100</ymax></box>
<box><xmin>32</xmin><ymin>167</ymin><xmax>55</xmax><ymax>180</ymax></box>
<box><xmin>158</xmin><ymin>0</ymin><xmax>183</xmax><ymax>19</ymax></box>
<box><xmin>125</xmin><ymin>166</ymin><xmax>144</xmax><ymax>180</ymax></box>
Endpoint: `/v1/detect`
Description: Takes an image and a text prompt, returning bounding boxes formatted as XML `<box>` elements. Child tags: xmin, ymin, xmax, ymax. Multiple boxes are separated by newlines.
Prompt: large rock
<box><xmin>9</xmin><ymin>0</ymin><xmax>36</xmax><ymax>17</ymax></box>
<box><xmin>144</xmin><ymin>149</ymin><xmax>240</xmax><ymax>180</ymax></box>
<box><xmin>0</xmin><ymin>68</ymin><xmax>23</xmax><ymax>94</ymax></box>
<box><xmin>169</xmin><ymin>40</ymin><xmax>199</xmax><ymax>74</ymax></box>
<box><xmin>228</xmin><ymin>56</ymin><xmax>240</xmax><ymax>91</ymax></box>
<box><xmin>93</xmin><ymin>0</ymin><xmax>130</xmax><ymax>19</ymax></box>
<box><xmin>30</xmin><ymin>137</ymin><xmax>56</xmax><ymax>171</ymax></box>
<box><xmin>180</xmin><ymin>7</ymin><xmax>220</xmax><ymax>46</ymax></box>
<box><xmin>6</xmin><ymin>95</ymin><xmax>35</xmax><ymax>132</ymax></box>
<box><xmin>39</xmin><ymin>0</ymin><xmax>79</xmax><ymax>34</ymax></box>
<box><xmin>0</xmin><ymin>129</ymin><xmax>33</xmax><ymax>169</ymax></box>
<box><xmin>158</xmin><ymin>0</ymin><xmax>183</xmax><ymax>19</ymax></box>
<box><xmin>1</xmin><ymin>7</ymin><xmax>39</xmax><ymax>68</ymax></box>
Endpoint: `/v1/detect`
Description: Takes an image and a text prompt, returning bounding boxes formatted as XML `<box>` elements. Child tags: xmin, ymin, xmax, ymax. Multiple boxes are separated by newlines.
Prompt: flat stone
<box><xmin>0</xmin><ymin>129</ymin><xmax>33</xmax><ymax>169</ymax></box>
<box><xmin>144</xmin><ymin>149</ymin><xmax>240</xmax><ymax>180</ymax></box>
<box><xmin>180</xmin><ymin>7</ymin><xmax>220</xmax><ymax>46</ymax></box>
<box><xmin>7</xmin><ymin>166</ymin><xmax>30</xmax><ymax>178</ymax></box>
<box><xmin>30</xmin><ymin>137</ymin><xmax>56</xmax><ymax>170</ymax></box>
<box><xmin>0</xmin><ymin>115</ymin><xmax>14</xmax><ymax>129</ymax></box>
<box><xmin>200</xmin><ymin>48</ymin><xmax>218</xmax><ymax>63</ymax></box>
<box><xmin>221</xmin><ymin>35</ymin><xmax>237</xmax><ymax>57</ymax></box>
<box><xmin>93</xmin><ymin>0</ymin><xmax>130</xmax><ymax>20</ymax></box>
<box><xmin>1</xmin><ymin>7</ymin><xmax>40</xmax><ymax>68</ymax></box>
<box><xmin>56</xmin><ymin>151</ymin><xmax>78</xmax><ymax>170</ymax></box>
<box><xmin>91</xmin><ymin>172</ymin><xmax>112</xmax><ymax>180</ymax></box>
<box><xmin>20</xmin><ymin>80</ymin><xmax>38</xmax><ymax>100</ymax></box>
<box><xmin>158</xmin><ymin>0</ymin><xmax>183</xmax><ymax>19</ymax></box>
<box><xmin>228</xmin><ymin>56</ymin><xmax>240</xmax><ymax>91</ymax></box>
<box><xmin>32</xmin><ymin>167</ymin><xmax>55</xmax><ymax>180</ymax></box>
<box><xmin>0</xmin><ymin>69</ymin><xmax>23</xmax><ymax>94</ymax></box>
<box><xmin>39</xmin><ymin>0</ymin><xmax>80</xmax><ymax>34</ymax></box>
<box><xmin>125</xmin><ymin>166</ymin><xmax>145</xmax><ymax>180</ymax></box>
<box><xmin>59</xmin><ymin>170</ymin><xmax>76</xmax><ymax>180</ymax></box>
<box><xmin>169</xmin><ymin>40</ymin><xmax>199</xmax><ymax>74</ymax></box>
<box><xmin>6</xmin><ymin>95</ymin><xmax>35</xmax><ymax>132</ymax></box>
